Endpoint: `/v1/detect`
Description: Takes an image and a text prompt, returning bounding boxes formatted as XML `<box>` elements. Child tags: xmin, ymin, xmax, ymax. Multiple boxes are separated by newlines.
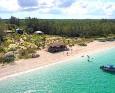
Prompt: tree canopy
<box><xmin>1</xmin><ymin>17</ymin><xmax>115</xmax><ymax>37</ymax></box>
<box><xmin>23</xmin><ymin>18</ymin><xmax>115</xmax><ymax>37</ymax></box>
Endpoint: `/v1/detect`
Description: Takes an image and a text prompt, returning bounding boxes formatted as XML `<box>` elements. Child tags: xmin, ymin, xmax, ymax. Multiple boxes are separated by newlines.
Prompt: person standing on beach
<box><xmin>67</xmin><ymin>52</ymin><xmax>69</xmax><ymax>56</ymax></box>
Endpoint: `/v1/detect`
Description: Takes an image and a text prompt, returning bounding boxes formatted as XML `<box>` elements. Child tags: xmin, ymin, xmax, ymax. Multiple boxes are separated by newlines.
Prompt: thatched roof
<box><xmin>49</xmin><ymin>42</ymin><xmax>66</xmax><ymax>47</ymax></box>
<box><xmin>48</xmin><ymin>42</ymin><xmax>68</xmax><ymax>53</ymax></box>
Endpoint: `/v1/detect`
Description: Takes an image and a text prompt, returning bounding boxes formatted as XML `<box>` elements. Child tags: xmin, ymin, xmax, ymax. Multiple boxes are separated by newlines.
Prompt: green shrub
<box><xmin>78</xmin><ymin>42</ymin><xmax>87</xmax><ymax>46</ymax></box>
<box><xmin>106</xmin><ymin>37</ymin><xmax>115</xmax><ymax>41</ymax></box>
<box><xmin>0</xmin><ymin>47</ymin><xmax>5</xmax><ymax>53</ymax></box>
<box><xmin>18</xmin><ymin>42</ymin><xmax>37</xmax><ymax>59</ymax></box>
<box><xmin>4</xmin><ymin>38</ymin><xmax>14</xmax><ymax>46</ymax></box>
<box><xmin>0</xmin><ymin>54</ymin><xmax>4</xmax><ymax>63</ymax></box>
<box><xmin>18</xmin><ymin>49</ymin><xmax>28</xmax><ymax>59</ymax></box>
<box><xmin>18</xmin><ymin>48</ymin><xmax>36</xmax><ymax>59</ymax></box>
<box><xmin>3</xmin><ymin>52</ymin><xmax>15</xmax><ymax>63</ymax></box>
<box><xmin>95</xmin><ymin>38</ymin><xmax>106</xmax><ymax>42</ymax></box>
<box><xmin>27</xmin><ymin>48</ymin><xmax>36</xmax><ymax>54</ymax></box>
<box><xmin>8</xmin><ymin>44</ymin><xmax>18</xmax><ymax>51</ymax></box>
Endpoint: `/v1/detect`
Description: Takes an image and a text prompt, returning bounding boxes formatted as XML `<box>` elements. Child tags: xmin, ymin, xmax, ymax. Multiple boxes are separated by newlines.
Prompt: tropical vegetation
<box><xmin>0</xmin><ymin>16</ymin><xmax>115</xmax><ymax>64</ymax></box>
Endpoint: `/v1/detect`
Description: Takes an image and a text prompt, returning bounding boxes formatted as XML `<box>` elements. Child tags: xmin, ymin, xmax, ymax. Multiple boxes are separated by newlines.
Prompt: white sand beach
<box><xmin>0</xmin><ymin>41</ymin><xmax>115</xmax><ymax>81</ymax></box>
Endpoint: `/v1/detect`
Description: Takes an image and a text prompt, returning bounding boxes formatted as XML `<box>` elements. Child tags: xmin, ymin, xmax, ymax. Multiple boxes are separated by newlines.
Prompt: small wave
<box><xmin>23</xmin><ymin>89</ymin><xmax>52</xmax><ymax>93</ymax></box>
<box><xmin>23</xmin><ymin>90</ymin><xmax>37</xmax><ymax>93</ymax></box>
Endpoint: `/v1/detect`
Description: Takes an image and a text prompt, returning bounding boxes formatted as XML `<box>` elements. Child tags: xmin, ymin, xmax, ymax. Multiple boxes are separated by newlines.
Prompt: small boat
<box><xmin>100</xmin><ymin>65</ymin><xmax>115</xmax><ymax>72</ymax></box>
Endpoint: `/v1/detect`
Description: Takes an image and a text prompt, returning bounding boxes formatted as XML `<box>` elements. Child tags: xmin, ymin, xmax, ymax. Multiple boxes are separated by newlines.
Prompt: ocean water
<box><xmin>0</xmin><ymin>48</ymin><xmax>115</xmax><ymax>93</ymax></box>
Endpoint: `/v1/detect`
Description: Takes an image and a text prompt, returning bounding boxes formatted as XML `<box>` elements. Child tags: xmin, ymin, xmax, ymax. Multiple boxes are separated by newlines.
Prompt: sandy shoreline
<box><xmin>0</xmin><ymin>41</ymin><xmax>115</xmax><ymax>81</ymax></box>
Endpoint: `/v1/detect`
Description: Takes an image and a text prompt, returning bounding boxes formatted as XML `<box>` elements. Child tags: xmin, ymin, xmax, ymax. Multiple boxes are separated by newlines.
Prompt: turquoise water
<box><xmin>0</xmin><ymin>48</ymin><xmax>115</xmax><ymax>93</ymax></box>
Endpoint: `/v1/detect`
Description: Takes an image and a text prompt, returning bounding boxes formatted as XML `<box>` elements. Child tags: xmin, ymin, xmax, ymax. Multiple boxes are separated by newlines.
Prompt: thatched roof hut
<box><xmin>48</xmin><ymin>42</ymin><xmax>68</xmax><ymax>53</ymax></box>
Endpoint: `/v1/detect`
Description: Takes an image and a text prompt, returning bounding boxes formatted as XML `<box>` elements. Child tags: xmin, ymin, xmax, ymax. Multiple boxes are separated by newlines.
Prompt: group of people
<box><xmin>82</xmin><ymin>55</ymin><xmax>94</xmax><ymax>62</ymax></box>
<box><xmin>64</xmin><ymin>50</ymin><xmax>94</xmax><ymax>62</ymax></box>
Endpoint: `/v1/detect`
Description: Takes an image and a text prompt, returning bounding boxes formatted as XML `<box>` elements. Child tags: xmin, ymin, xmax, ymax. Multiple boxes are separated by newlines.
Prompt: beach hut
<box><xmin>48</xmin><ymin>42</ymin><xmax>68</xmax><ymax>53</ymax></box>
<box><xmin>16</xmin><ymin>28</ymin><xmax>23</xmax><ymax>34</ymax></box>
<box><xmin>34</xmin><ymin>31</ymin><xmax>44</xmax><ymax>35</ymax></box>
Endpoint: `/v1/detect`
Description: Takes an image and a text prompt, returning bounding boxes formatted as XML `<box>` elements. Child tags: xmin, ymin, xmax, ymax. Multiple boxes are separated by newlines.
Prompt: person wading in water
<box><xmin>87</xmin><ymin>55</ymin><xmax>90</xmax><ymax>62</ymax></box>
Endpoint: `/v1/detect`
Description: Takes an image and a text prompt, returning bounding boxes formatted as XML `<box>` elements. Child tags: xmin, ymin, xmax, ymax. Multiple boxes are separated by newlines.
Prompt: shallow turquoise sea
<box><xmin>0</xmin><ymin>48</ymin><xmax>115</xmax><ymax>93</ymax></box>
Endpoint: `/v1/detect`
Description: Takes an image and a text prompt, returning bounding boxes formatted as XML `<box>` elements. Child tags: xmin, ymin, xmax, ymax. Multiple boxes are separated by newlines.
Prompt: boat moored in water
<box><xmin>100</xmin><ymin>65</ymin><xmax>115</xmax><ymax>72</ymax></box>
